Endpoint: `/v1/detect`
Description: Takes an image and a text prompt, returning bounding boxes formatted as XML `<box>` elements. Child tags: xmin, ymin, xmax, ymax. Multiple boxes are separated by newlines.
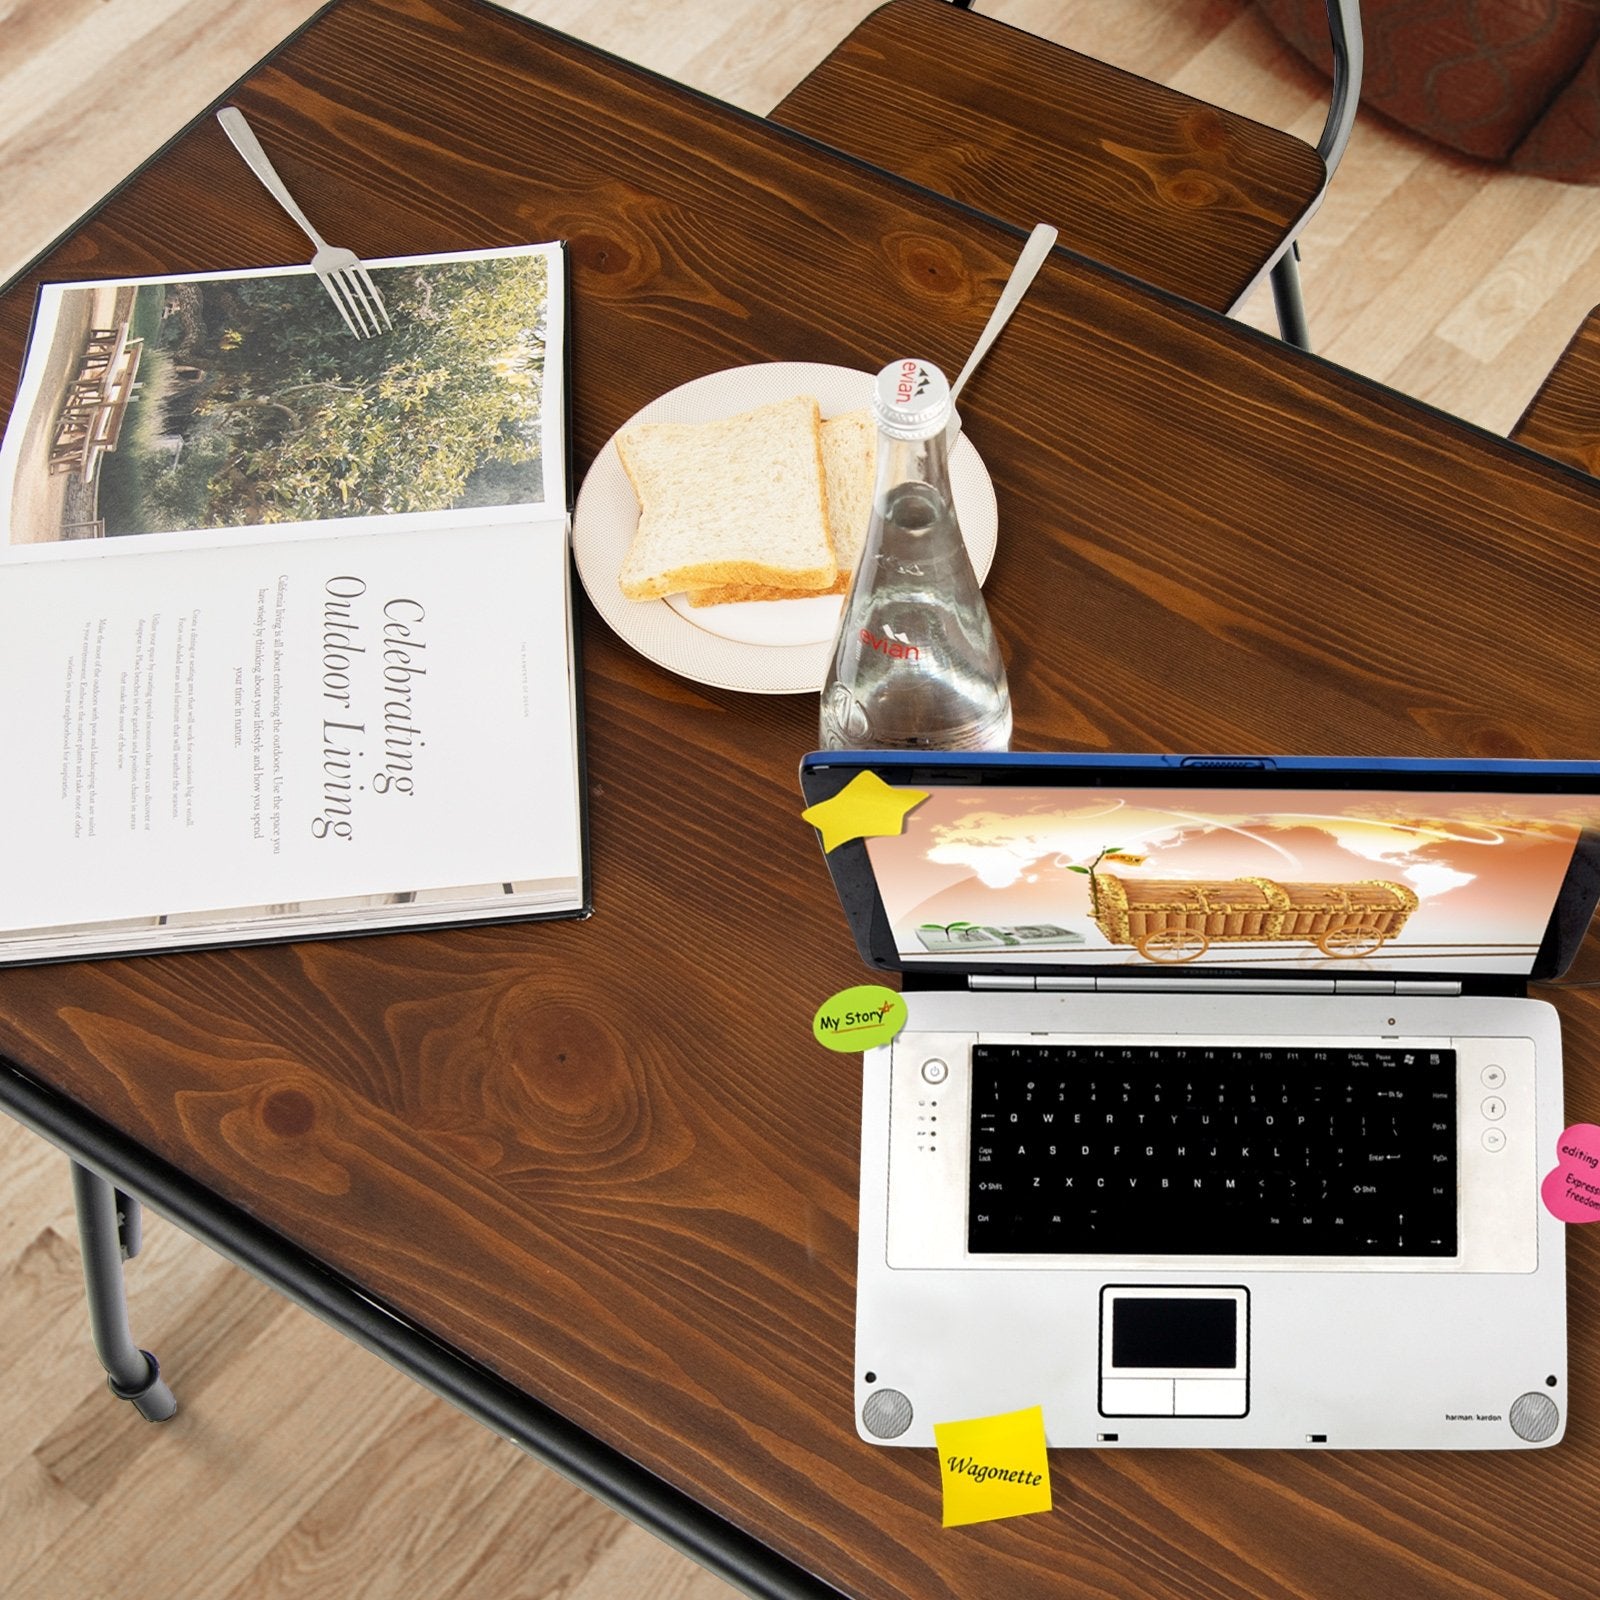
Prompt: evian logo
<box><xmin>893</xmin><ymin>359</ymin><xmax>931</xmax><ymax>409</ymax></box>
<box><xmin>860</xmin><ymin>625</ymin><xmax>920</xmax><ymax>662</ymax></box>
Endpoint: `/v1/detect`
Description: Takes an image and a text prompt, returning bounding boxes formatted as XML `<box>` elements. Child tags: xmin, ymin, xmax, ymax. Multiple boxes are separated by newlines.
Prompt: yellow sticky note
<box><xmin>934</xmin><ymin>1405</ymin><xmax>1052</xmax><ymax>1529</ymax></box>
<box><xmin>801</xmin><ymin>771</ymin><xmax>929</xmax><ymax>853</ymax></box>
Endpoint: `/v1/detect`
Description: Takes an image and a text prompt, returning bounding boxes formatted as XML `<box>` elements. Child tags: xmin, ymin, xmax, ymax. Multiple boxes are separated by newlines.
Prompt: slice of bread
<box><xmin>687</xmin><ymin>410</ymin><xmax>876</xmax><ymax>606</ymax></box>
<box><xmin>617</xmin><ymin>395</ymin><xmax>835</xmax><ymax>602</ymax></box>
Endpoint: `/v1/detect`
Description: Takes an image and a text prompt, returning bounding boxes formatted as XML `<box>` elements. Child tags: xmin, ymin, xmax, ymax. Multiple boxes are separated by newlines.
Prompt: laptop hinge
<box><xmin>1332</xmin><ymin>978</ymin><xmax>1458</xmax><ymax>995</ymax></box>
<box><xmin>1091</xmin><ymin>976</ymin><xmax>1337</xmax><ymax>994</ymax></box>
<box><xmin>965</xmin><ymin>975</ymin><xmax>1465</xmax><ymax>996</ymax></box>
<box><xmin>968</xmin><ymin>975</ymin><xmax>1342</xmax><ymax>994</ymax></box>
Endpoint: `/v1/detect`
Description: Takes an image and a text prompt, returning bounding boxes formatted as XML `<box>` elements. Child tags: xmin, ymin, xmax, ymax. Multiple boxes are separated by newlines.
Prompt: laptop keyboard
<box><xmin>969</xmin><ymin>1042</ymin><xmax>1458</xmax><ymax>1257</ymax></box>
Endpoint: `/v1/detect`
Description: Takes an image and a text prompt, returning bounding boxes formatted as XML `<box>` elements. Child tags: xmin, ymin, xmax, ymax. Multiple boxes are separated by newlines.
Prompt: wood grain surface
<box><xmin>773</xmin><ymin>0</ymin><xmax>1326</xmax><ymax>313</ymax></box>
<box><xmin>1512</xmin><ymin>304</ymin><xmax>1600</xmax><ymax>475</ymax></box>
<box><xmin>3</xmin><ymin>1</ymin><xmax>1600</xmax><ymax>1597</ymax></box>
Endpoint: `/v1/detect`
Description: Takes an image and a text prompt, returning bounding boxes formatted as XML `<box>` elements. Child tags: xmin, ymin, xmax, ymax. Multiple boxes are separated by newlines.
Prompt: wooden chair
<box><xmin>773</xmin><ymin>0</ymin><xmax>1362</xmax><ymax>347</ymax></box>
<box><xmin>1511</xmin><ymin>307</ymin><xmax>1600</xmax><ymax>477</ymax></box>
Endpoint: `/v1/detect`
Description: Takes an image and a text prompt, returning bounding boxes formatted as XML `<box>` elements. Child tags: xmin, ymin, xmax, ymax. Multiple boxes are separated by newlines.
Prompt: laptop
<box><xmin>799</xmin><ymin>751</ymin><xmax>1600</xmax><ymax>1451</ymax></box>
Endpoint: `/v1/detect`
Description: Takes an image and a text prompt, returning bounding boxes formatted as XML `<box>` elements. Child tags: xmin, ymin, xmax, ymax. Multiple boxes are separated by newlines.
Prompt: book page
<box><xmin>0</xmin><ymin>519</ymin><xmax>580</xmax><ymax>934</ymax></box>
<box><xmin>0</xmin><ymin>244</ymin><xmax>567</xmax><ymax>563</ymax></box>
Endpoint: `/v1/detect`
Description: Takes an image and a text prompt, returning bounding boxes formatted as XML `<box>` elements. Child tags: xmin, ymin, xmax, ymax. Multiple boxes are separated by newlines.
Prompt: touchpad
<box><xmin>1099</xmin><ymin>1286</ymin><xmax>1249</xmax><ymax>1417</ymax></box>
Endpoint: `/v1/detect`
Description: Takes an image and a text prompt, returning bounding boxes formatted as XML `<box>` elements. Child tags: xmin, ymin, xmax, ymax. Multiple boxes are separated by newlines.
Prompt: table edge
<box><xmin>0</xmin><ymin>1054</ymin><xmax>845</xmax><ymax>1600</ymax></box>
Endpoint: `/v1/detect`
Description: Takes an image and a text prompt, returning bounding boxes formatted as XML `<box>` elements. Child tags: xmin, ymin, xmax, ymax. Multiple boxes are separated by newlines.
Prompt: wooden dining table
<box><xmin>3</xmin><ymin>1</ymin><xmax>1600</xmax><ymax>1596</ymax></box>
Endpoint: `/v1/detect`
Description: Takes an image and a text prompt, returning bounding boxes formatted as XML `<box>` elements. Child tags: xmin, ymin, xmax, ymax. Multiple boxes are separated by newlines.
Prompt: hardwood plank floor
<box><xmin>1</xmin><ymin>3</ymin><xmax>1595</xmax><ymax>1597</ymax></box>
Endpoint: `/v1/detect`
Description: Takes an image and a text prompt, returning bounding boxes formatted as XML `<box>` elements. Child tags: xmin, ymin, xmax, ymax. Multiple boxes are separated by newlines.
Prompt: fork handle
<box><xmin>217</xmin><ymin>107</ymin><xmax>329</xmax><ymax>253</ymax></box>
<box><xmin>949</xmin><ymin>222</ymin><xmax>1059</xmax><ymax>405</ymax></box>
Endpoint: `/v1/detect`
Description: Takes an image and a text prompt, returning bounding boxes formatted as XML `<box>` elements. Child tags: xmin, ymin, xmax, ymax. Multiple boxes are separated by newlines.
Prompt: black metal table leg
<box><xmin>70</xmin><ymin>1161</ymin><xmax>178</xmax><ymax>1422</ymax></box>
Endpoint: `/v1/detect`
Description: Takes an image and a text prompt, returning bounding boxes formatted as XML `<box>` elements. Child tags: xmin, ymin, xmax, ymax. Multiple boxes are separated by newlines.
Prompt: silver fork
<box><xmin>216</xmin><ymin>106</ymin><xmax>392</xmax><ymax>337</ymax></box>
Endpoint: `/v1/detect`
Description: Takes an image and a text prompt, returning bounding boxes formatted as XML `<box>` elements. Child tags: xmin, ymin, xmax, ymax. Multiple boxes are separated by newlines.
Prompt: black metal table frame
<box><xmin>0</xmin><ymin>1056</ymin><xmax>841</xmax><ymax>1600</ymax></box>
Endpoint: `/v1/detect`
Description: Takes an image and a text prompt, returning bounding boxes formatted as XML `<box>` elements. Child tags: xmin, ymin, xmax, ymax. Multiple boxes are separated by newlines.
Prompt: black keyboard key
<box><xmin>967</xmin><ymin>1042</ymin><xmax>1457</xmax><ymax>1258</ymax></box>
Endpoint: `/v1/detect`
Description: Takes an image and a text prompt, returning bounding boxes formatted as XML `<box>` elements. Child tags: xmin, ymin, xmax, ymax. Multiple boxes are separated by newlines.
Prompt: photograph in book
<box><xmin>3</xmin><ymin>248</ymin><xmax>555</xmax><ymax>550</ymax></box>
<box><xmin>0</xmin><ymin>243</ymin><xmax>586</xmax><ymax>964</ymax></box>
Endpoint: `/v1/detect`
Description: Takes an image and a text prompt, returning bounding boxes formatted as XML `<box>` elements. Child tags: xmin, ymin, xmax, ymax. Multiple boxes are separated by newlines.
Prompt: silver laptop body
<box><xmin>800</xmin><ymin>752</ymin><xmax>1600</xmax><ymax>1451</ymax></box>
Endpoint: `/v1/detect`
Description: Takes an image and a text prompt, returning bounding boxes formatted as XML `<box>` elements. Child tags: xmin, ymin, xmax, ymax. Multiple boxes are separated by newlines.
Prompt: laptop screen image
<box><xmin>863</xmin><ymin>783</ymin><xmax>1600</xmax><ymax>977</ymax></box>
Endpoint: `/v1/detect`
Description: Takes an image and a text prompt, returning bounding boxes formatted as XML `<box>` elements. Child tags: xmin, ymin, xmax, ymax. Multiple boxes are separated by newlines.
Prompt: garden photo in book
<box><xmin>5</xmin><ymin>247</ymin><xmax>554</xmax><ymax>549</ymax></box>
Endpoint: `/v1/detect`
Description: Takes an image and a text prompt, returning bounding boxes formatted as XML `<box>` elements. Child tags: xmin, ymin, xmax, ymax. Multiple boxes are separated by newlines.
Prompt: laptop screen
<box><xmin>864</xmin><ymin>784</ymin><xmax>1600</xmax><ymax>975</ymax></box>
<box><xmin>801</xmin><ymin>755</ymin><xmax>1600</xmax><ymax>983</ymax></box>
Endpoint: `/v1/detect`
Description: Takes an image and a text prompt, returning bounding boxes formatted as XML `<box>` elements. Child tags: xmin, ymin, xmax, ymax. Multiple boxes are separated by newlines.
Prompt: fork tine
<box><xmin>320</xmin><ymin>271</ymin><xmax>365</xmax><ymax>338</ymax></box>
<box><xmin>339</xmin><ymin>270</ymin><xmax>379</xmax><ymax>338</ymax></box>
<box><xmin>352</xmin><ymin>265</ymin><xmax>393</xmax><ymax>332</ymax></box>
<box><xmin>340</xmin><ymin>268</ymin><xmax>383</xmax><ymax>336</ymax></box>
<box><xmin>338</xmin><ymin>269</ymin><xmax>381</xmax><ymax>338</ymax></box>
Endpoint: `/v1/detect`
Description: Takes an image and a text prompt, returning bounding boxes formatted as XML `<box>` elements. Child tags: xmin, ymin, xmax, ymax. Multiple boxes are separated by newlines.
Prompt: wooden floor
<box><xmin>1</xmin><ymin>3</ymin><xmax>1595</xmax><ymax>1596</ymax></box>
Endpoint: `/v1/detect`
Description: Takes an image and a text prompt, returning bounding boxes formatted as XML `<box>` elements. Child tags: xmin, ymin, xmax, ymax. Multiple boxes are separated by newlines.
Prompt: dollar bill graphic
<box><xmin>916</xmin><ymin>923</ymin><xmax>1085</xmax><ymax>952</ymax></box>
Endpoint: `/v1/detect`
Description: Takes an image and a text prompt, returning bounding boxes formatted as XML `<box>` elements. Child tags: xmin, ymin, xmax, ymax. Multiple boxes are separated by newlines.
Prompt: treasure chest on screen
<box><xmin>1092</xmin><ymin>874</ymin><xmax>1419</xmax><ymax>963</ymax></box>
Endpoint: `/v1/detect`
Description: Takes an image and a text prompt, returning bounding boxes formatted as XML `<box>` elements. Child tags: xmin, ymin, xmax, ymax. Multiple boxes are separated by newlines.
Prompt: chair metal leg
<box><xmin>70</xmin><ymin>1162</ymin><xmax>177</xmax><ymax>1422</ymax></box>
<box><xmin>1270</xmin><ymin>245</ymin><xmax>1312</xmax><ymax>352</ymax></box>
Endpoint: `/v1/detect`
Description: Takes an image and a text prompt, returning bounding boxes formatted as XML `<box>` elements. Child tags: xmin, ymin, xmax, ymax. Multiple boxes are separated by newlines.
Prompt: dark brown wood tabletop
<box><xmin>773</xmin><ymin>0</ymin><xmax>1327</xmax><ymax>314</ymax></box>
<box><xmin>1513</xmin><ymin>304</ymin><xmax>1600</xmax><ymax>476</ymax></box>
<box><xmin>3</xmin><ymin>1</ymin><xmax>1600</xmax><ymax>1596</ymax></box>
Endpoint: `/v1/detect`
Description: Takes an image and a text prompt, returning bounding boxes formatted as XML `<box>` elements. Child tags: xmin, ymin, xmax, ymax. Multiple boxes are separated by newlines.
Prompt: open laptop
<box><xmin>799</xmin><ymin>751</ymin><xmax>1600</xmax><ymax>1451</ymax></box>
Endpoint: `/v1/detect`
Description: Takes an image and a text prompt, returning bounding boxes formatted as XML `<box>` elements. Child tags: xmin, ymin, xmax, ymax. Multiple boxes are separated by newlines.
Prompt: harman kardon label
<box><xmin>1445</xmin><ymin>1412</ymin><xmax>1504</xmax><ymax>1421</ymax></box>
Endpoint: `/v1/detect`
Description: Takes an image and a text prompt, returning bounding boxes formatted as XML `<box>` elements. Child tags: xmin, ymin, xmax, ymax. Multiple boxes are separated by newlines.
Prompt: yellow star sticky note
<box><xmin>934</xmin><ymin>1405</ymin><xmax>1052</xmax><ymax>1529</ymax></box>
<box><xmin>801</xmin><ymin>771</ymin><xmax>929</xmax><ymax>853</ymax></box>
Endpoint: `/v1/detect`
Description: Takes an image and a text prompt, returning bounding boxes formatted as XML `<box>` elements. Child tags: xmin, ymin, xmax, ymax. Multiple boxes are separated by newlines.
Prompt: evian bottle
<box><xmin>819</xmin><ymin>358</ymin><xmax>1011</xmax><ymax>750</ymax></box>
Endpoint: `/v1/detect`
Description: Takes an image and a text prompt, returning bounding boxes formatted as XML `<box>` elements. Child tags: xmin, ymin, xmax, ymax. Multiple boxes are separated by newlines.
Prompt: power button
<box><xmin>921</xmin><ymin>1058</ymin><xmax>949</xmax><ymax>1085</ymax></box>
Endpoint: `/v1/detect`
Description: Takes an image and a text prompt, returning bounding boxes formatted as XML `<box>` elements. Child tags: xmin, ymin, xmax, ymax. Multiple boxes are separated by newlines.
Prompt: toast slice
<box><xmin>617</xmin><ymin>395</ymin><xmax>835</xmax><ymax>602</ymax></box>
<box><xmin>687</xmin><ymin>409</ymin><xmax>875</xmax><ymax>606</ymax></box>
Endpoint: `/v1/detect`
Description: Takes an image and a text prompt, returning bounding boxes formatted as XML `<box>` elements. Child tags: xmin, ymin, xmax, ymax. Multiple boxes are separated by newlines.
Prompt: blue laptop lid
<box><xmin>798</xmin><ymin>752</ymin><xmax>1600</xmax><ymax>990</ymax></box>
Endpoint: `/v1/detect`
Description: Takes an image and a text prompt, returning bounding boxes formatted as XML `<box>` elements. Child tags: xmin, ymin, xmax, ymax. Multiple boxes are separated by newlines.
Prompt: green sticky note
<box><xmin>812</xmin><ymin>985</ymin><xmax>906</xmax><ymax>1052</ymax></box>
<box><xmin>935</xmin><ymin>1406</ymin><xmax>1053</xmax><ymax>1528</ymax></box>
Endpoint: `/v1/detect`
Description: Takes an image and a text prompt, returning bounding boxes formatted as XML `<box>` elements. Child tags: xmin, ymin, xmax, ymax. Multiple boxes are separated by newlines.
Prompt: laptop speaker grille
<box><xmin>862</xmin><ymin>1387</ymin><xmax>914</xmax><ymax>1439</ymax></box>
<box><xmin>1509</xmin><ymin>1392</ymin><xmax>1559</xmax><ymax>1442</ymax></box>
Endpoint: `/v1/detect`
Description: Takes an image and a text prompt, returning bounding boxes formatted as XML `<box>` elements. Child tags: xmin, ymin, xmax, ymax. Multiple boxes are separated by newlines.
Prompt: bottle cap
<box><xmin>873</xmin><ymin>358</ymin><xmax>952</xmax><ymax>441</ymax></box>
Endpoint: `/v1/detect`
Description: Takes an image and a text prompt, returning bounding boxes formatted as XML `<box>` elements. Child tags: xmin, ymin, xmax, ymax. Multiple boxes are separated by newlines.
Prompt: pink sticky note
<box><xmin>1541</xmin><ymin>1124</ymin><xmax>1600</xmax><ymax>1223</ymax></box>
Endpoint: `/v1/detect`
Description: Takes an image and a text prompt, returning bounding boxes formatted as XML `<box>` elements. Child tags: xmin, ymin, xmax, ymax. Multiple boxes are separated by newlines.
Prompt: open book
<box><xmin>0</xmin><ymin>242</ymin><xmax>586</xmax><ymax>963</ymax></box>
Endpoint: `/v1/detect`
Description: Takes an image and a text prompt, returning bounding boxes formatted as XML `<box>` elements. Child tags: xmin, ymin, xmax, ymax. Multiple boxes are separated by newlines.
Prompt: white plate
<box><xmin>572</xmin><ymin>362</ymin><xmax>998</xmax><ymax>694</ymax></box>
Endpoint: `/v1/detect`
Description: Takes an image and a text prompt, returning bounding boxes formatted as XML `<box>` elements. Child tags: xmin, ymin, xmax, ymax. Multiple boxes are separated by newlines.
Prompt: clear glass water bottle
<box><xmin>819</xmin><ymin>358</ymin><xmax>1011</xmax><ymax>750</ymax></box>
